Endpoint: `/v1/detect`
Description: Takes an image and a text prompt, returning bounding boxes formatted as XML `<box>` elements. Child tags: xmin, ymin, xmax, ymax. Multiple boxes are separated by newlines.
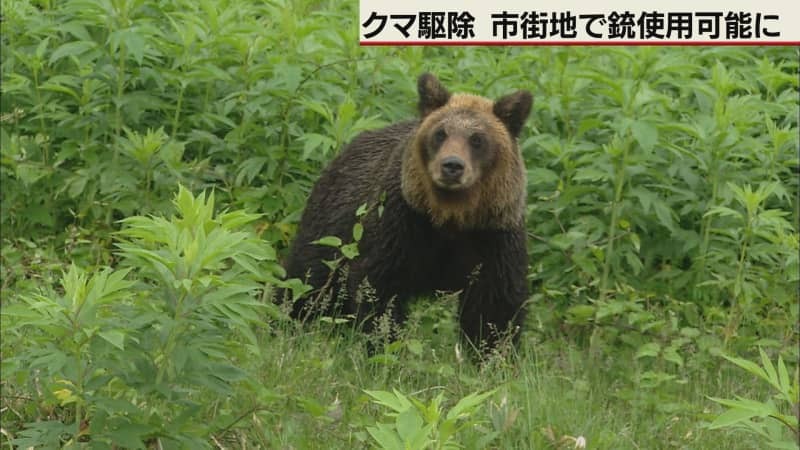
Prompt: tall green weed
<box><xmin>2</xmin><ymin>187</ymin><xmax>287</xmax><ymax>447</ymax></box>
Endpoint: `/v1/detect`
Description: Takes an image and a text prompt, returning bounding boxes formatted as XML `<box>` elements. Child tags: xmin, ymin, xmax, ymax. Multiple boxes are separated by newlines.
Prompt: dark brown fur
<box><xmin>283</xmin><ymin>74</ymin><xmax>532</xmax><ymax>353</ymax></box>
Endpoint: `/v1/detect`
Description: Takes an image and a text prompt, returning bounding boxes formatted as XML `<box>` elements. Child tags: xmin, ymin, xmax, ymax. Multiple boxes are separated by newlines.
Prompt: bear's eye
<box><xmin>433</xmin><ymin>128</ymin><xmax>447</xmax><ymax>145</ymax></box>
<box><xmin>469</xmin><ymin>133</ymin><xmax>485</xmax><ymax>149</ymax></box>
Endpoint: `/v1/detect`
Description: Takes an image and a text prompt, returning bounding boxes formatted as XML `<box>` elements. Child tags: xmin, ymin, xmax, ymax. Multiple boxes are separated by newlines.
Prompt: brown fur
<box><xmin>283</xmin><ymin>73</ymin><xmax>533</xmax><ymax>353</ymax></box>
<box><xmin>402</xmin><ymin>93</ymin><xmax>527</xmax><ymax>230</ymax></box>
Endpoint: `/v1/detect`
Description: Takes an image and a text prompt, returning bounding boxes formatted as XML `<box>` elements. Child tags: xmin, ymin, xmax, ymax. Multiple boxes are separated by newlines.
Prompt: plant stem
<box><xmin>74</xmin><ymin>362</ymin><xmax>84</xmax><ymax>440</ymax></box>
<box><xmin>114</xmin><ymin>47</ymin><xmax>126</xmax><ymax>165</ymax></box>
<box><xmin>172</xmin><ymin>83</ymin><xmax>185</xmax><ymax>137</ymax></box>
<box><xmin>695</xmin><ymin>162</ymin><xmax>719</xmax><ymax>300</ymax></box>
<box><xmin>71</xmin><ymin>320</ymin><xmax>87</xmax><ymax>442</ymax></box>
<box><xmin>725</xmin><ymin>208</ymin><xmax>752</xmax><ymax>343</ymax></box>
<box><xmin>599</xmin><ymin>153</ymin><xmax>627</xmax><ymax>300</ymax></box>
<box><xmin>32</xmin><ymin>65</ymin><xmax>49</xmax><ymax>164</ymax></box>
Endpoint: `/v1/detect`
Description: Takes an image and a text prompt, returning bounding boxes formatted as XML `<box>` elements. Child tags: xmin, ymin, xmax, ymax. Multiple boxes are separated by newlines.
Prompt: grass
<box><xmin>230</xmin><ymin>307</ymin><xmax>768</xmax><ymax>449</ymax></box>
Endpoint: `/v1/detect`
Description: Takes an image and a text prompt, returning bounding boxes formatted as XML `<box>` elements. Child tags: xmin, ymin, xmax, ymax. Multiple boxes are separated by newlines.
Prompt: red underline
<box><xmin>360</xmin><ymin>40</ymin><xmax>800</xmax><ymax>46</ymax></box>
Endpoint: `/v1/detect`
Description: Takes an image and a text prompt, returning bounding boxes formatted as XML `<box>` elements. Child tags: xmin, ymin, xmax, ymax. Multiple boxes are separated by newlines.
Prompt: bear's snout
<box><xmin>440</xmin><ymin>156</ymin><xmax>465</xmax><ymax>182</ymax></box>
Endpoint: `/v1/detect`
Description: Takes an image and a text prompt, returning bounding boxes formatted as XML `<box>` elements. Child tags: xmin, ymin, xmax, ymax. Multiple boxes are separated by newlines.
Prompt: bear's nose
<box><xmin>440</xmin><ymin>156</ymin><xmax>465</xmax><ymax>181</ymax></box>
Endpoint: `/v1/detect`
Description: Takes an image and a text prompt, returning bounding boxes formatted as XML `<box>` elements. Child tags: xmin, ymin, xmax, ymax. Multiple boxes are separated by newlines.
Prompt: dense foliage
<box><xmin>1</xmin><ymin>0</ymin><xmax>797</xmax><ymax>448</ymax></box>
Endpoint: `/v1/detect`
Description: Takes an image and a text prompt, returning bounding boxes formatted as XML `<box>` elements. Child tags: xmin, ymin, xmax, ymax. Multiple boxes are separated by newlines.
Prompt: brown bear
<box><xmin>283</xmin><ymin>73</ymin><xmax>532</xmax><ymax>353</ymax></box>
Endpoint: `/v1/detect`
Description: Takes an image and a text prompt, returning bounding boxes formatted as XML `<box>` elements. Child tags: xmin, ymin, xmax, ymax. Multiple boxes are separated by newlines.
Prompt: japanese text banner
<box><xmin>360</xmin><ymin>0</ymin><xmax>800</xmax><ymax>45</ymax></box>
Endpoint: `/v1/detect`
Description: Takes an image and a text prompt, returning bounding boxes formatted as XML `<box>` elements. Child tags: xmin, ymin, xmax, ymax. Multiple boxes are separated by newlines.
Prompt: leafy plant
<box><xmin>364</xmin><ymin>388</ymin><xmax>498</xmax><ymax>450</ymax></box>
<box><xmin>312</xmin><ymin>201</ymin><xmax>373</xmax><ymax>267</ymax></box>
<box><xmin>2</xmin><ymin>185</ymin><xmax>287</xmax><ymax>448</ymax></box>
<box><xmin>707</xmin><ymin>349</ymin><xmax>799</xmax><ymax>449</ymax></box>
<box><xmin>3</xmin><ymin>264</ymin><xmax>135</xmax><ymax>447</ymax></box>
<box><xmin>702</xmin><ymin>181</ymin><xmax>797</xmax><ymax>342</ymax></box>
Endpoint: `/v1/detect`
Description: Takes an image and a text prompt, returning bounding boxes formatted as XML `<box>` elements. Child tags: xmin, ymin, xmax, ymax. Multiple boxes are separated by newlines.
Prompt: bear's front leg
<box><xmin>456</xmin><ymin>228</ymin><xmax>529</xmax><ymax>354</ymax></box>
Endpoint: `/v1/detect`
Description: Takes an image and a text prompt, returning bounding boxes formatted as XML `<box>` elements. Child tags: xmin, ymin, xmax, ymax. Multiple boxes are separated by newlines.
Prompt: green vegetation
<box><xmin>1</xmin><ymin>0</ymin><xmax>797</xmax><ymax>448</ymax></box>
<box><xmin>708</xmin><ymin>349</ymin><xmax>798</xmax><ymax>449</ymax></box>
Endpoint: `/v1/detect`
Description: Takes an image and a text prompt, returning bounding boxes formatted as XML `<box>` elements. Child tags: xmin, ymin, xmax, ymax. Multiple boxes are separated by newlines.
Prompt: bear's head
<box><xmin>402</xmin><ymin>73</ymin><xmax>533</xmax><ymax>230</ymax></box>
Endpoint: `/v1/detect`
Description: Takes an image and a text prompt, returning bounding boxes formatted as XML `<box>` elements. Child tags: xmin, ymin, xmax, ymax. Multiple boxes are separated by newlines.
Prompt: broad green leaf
<box><xmin>566</xmin><ymin>305</ymin><xmax>596</xmax><ymax>323</ymax></box>
<box><xmin>281</xmin><ymin>278</ymin><xmax>312</xmax><ymax>301</ymax></box>
<box><xmin>721</xmin><ymin>354</ymin><xmax>768</xmax><ymax>382</ymax></box>
<box><xmin>631</xmin><ymin>187</ymin><xmax>655</xmax><ymax>213</ymax></box>
<box><xmin>117</xmin><ymin>29</ymin><xmax>146</xmax><ymax>65</ymax></box>
<box><xmin>703</xmin><ymin>205</ymin><xmax>742</xmax><ymax>218</ymax></box>
<box><xmin>776</xmin><ymin>356</ymin><xmax>794</xmax><ymax>403</ymax></box>
<box><xmin>364</xmin><ymin>389</ymin><xmax>414</xmax><ymax>413</ymax></box>
<box><xmin>760</xmin><ymin>348</ymin><xmax>781</xmax><ymax>392</ymax></box>
<box><xmin>15</xmin><ymin>163</ymin><xmax>51</xmax><ymax>186</ymax></box>
<box><xmin>35</xmin><ymin>36</ymin><xmax>50</xmax><ymax>60</ymax></box>
<box><xmin>527</xmin><ymin>167</ymin><xmax>559</xmax><ymax>185</ymax></box>
<box><xmin>218</xmin><ymin>210</ymin><xmax>262</xmax><ymax>230</ymax></box>
<box><xmin>300</xmin><ymin>133</ymin><xmax>336</xmax><ymax>159</ymax></box>
<box><xmin>663</xmin><ymin>347</ymin><xmax>684</xmax><ymax>367</ymax></box>
<box><xmin>107</xmin><ymin>423</ymin><xmax>150</xmax><ymax>449</ymax></box>
<box><xmin>629</xmin><ymin>232</ymin><xmax>640</xmax><ymax>253</ymax></box>
<box><xmin>395</xmin><ymin>408</ymin><xmax>423</xmax><ymax>441</ymax></box>
<box><xmin>313</xmin><ymin>236</ymin><xmax>342</xmax><ymax>247</ymax></box>
<box><xmin>39</xmin><ymin>80</ymin><xmax>79</xmax><ymax>100</ymax></box>
<box><xmin>367</xmin><ymin>423</ymin><xmax>404</xmax><ymax>450</ymax></box>
<box><xmin>635</xmin><ymin>342</ymin><xmax>660</xmax><ymax>359</ymax></box>
<box><xmin>710</xmin><ymin>396</ymin><xmax>777</xmax><ymax>414</ymax></box>
<box><xmin>353</xmin><ymin>223</ymin><xmax>363</xmax><ymax>241</ymax></box>
<box><xmin>623</xmin><ymin>250</ymin><xmax>643</xmax><ymax>275</ymax></box>
<box><xmin>653</xmin><ymin>201</ymin><xmax>674</xmax><ymax>231</ymax></box>
<box><xmin>49</xmin><ymin>40</ymin><xmax>96</xmax><ymax>64</ymax></box>
<box><xmin>445</xmin><ymin>389</ymin><xmax>495</xmax><ymax>421</ymax></box>
<box><xmin>573</xmin><ymin>167</ymin><xmax>608</xmax><ymax>182</ymax></box>
<box><xmin>405</xmin><ymin>339</ymin><xmax>423</xmax><ymax>356</ymax></box>
<box><xmin>707</xmin><ymin>407</ymin><xmax>764</xmax><ymax>429</ymax></box>
<box><xmin>406</xmin><ymin>423</ymin><xmax>435</xmax><ymax>450</ymax></box>
<box><xmin>98</xmin><ymin>330</ymin><xmax>126</xmax><ymax>350</ymax></box>
<box><xmin>631</xmin><ymin>120</ymin><xmax>658</xmax><ymax>152</ymax></box>
<box><xmin>209</xmin><ymin>362</ymin><xmax>247</xmax><ymax>382</ymax></box>
<box><xmin>341</xmin><ymin>243</ymin><xmax>359</xmax><ymax>259</ymax></box>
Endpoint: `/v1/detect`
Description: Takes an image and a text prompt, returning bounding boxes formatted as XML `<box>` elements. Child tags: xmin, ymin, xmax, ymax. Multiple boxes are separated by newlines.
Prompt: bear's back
<box><xmin>304</xmin><ymin>120</ymin><xmax>417</xmax><ymax>215</ymax></box>
<box><xmin>285</xmin><ymin>120</ymin><xmax>420</xmax><ymax>280</ymax></box>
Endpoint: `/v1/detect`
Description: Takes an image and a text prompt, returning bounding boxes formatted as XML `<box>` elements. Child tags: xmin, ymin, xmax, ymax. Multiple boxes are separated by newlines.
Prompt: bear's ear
<box><xmin>417</xmin><ymin>73</ymin><xmax>451</xmax><ymax>117</ymax></box>
<box><xmin>493</xmin><ymin>90</ymin><xmax>533</xmax><ymax>138</ymax></box>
